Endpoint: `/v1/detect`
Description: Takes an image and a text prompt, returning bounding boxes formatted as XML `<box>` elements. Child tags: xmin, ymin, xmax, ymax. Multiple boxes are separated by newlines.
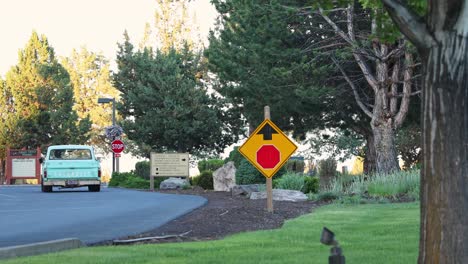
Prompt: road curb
<box><xmin>0</xmin><ymin>238</ymin><xmax>84</xmax><ymax>260</ymax></box>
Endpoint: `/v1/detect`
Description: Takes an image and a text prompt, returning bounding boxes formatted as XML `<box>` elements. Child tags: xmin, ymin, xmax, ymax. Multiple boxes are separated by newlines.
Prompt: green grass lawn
<box><xmin>4</xmin><ymin>203</ymin><xmax>419</xmax><ymax>264</ymax></box>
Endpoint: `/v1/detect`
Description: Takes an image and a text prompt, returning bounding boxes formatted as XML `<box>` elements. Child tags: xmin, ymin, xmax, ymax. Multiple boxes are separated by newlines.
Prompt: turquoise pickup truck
<box><xmin>41</xmin><ymin>145</ymin><xmax>101</xmax><ymax>192</ymax></box>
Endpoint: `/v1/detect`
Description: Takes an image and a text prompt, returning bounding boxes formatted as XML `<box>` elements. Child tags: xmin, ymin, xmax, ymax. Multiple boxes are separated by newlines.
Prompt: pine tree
<box><xmin>113</xmin><ymin>36</ymin><xmax>239</xmax><ymax>157</ymax></box>
<box><xmin>1</xmin><ymin>31</ymin><xmax>90</xmax><ymax>150</ymax></box>
<box><xmin>139</xmin><ymin>0</ymin><xmax>200</xmax><ymax>52</ymax></box>
<box><xmin>62</xmin><ymin>47</ymin><xmax>119</xmax><ymax>149</ymax></box>
<box><xmin>206</xmin><ymin>0</ymin><xmax>323</xmax><ymax>137</ymax></box>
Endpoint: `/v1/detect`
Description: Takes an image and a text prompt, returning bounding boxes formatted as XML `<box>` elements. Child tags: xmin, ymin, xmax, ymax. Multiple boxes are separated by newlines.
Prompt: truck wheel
<box><xmin>41</xmin><ymin>182</ymin><xmax>52</xmax><ymax>192</ymax></box>
<box><xmin>88</xmin><ymin>185</ymin><xmax>100</xmax><ymax>192</ymax></box>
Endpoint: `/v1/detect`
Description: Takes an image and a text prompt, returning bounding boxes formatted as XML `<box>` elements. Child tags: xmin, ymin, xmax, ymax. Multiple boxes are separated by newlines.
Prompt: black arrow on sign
<box><xmin>257</xmin><ymin>123</ymin><xmax>278</xmax><ymax>140</ymax></box>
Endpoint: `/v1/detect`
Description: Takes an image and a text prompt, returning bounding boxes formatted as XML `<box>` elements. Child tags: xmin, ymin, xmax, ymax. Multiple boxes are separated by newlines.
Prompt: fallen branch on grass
<box><xmin>112</xmin><ymin>230</ymin><xmax>192</xmax><ymax>245</ymax></box>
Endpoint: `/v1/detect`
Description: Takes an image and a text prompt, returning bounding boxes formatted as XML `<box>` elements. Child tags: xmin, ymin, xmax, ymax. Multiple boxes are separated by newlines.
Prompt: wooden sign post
<box><xmin>238</xmin><ymin>105</ymin><xmax>298</xmax><ymax>214</ymax></box>
<box><xmin>264</xmin><ymin>106</ymin><xmax>274</xmax><ymax>212</ymax></box>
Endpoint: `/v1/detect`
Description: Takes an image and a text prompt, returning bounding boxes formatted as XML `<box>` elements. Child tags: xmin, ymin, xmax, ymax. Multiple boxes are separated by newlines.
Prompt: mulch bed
<box><xmin>92</xmin><ymin>187</ymin><xmax>324</xmax><ymax>246</ymax></box>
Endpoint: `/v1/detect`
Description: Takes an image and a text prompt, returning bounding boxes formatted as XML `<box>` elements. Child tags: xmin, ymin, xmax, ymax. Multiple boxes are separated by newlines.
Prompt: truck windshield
<box><xmin>50</xmin><ymin>149</ymin><xmax>92</xmax><ymax>160</ymax></box>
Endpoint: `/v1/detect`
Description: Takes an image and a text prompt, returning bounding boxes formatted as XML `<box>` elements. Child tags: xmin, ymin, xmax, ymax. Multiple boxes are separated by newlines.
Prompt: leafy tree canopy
<box><xmin>62</xmin><ymin>47</ymin><xmax>119</xmax><ymax>150</ymax></box>
<box><xmin>0</xmin><ymin>31</ymin><xmax>90</xmax><ymax>154</ymax></box>
<box><xmin>113</xmin><ymin>35</ymin><xmax>241</xmax><ymax>157</ymax></box>
<box><xmin>206</xmin><ymin>0</ymin><xmax>326</xmax><ymax>138</ymax></box>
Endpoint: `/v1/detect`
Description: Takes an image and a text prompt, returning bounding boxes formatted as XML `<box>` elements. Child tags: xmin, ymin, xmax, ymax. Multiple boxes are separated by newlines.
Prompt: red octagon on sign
<box><xmin>111</xmin><ymin>139</ymin><xmax>125</xmax><ymax>154</ymax></box>
<box><xmin>256</xmin><ymin>145</ymin><xmax>280</xmax><ymax>169</ymax></box>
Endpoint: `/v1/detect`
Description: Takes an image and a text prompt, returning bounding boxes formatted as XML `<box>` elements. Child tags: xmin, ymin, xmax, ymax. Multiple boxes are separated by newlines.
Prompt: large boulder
<box><xmin>231</xmin><ymin>184</ymin><xmax>265</xmax><ymax>197</ymax></box>
<box><xmin>213</xmin><ymin>162</ymin><xmax>236</xmax><ymax>192</ymax></box>
<box><xmin>249</xmin><ymin>189</ymin><xmax>308</xmax><ymax>202</ymax></box>
<box><xmin>159</xmin><ymin>177</ymin><xmax>189</xmax><ymax>190</ymax></box>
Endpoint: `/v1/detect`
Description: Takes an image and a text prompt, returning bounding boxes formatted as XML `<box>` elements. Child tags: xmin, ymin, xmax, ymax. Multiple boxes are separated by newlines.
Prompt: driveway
<box><xmin>0</xmin><ymin>185</ymin><xmax>207</xmax><ymax>247</ymax></box>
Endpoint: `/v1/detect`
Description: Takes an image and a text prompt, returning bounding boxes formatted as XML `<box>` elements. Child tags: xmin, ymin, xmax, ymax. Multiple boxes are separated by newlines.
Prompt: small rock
<box><xmin>213</xmin><ymin>162</ymin><xmax>236</xmax><ymax>192</ymax></box>
<box><xmin>249</xmin><ymin>189</ymin><xmax>308</xmax><ymax>202</ymax></box>
<box><xmin>231</xmin><ymin>184</ymin><xmax>265</xmax><ymax>197</ymax></box>
<box><xmin>160</xmin><ymin>178</ymin><xmax>189</xmax><ymax>190</ymax></box>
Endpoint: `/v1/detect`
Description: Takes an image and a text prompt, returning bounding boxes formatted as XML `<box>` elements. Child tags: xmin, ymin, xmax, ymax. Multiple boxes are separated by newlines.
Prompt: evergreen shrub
<box><xmin>108</xmin><ymin>172</ymin><xmax>150</xmax><ymax>189</ymax></box>
<box><xmin>193</xmin><ymin>170</ymin><xmax>214</xmax><ymax>190</ymax></box>
<box><xmin>235</xmin><ymin>159</ymin><xmax>265</xmax><ymax>185</ymax></box>
<box><xmin>108</xmin><ymin>172</ymin><xmax>132</xmax><ymax>187</ymax></box>
<box><xmin>303</xmin><ymin>176</ymin><xmax>319</xmax><ymax>194</ymax></box>
<box><xmin>125</xmin><ymin>176</ymin><xmax>150</xmax><ymax>189</ymax></box>
<box><xmin>135</xmin><ymin>161</ymin><xmax>150</xmax><ymax>180</ymax></box>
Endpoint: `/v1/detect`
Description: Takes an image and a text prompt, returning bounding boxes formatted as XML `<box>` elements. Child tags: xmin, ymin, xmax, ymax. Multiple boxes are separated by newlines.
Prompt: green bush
<box><xmin>275</xmin><ymin>172</ymin><xmax>304</xmax><ymax>191</ymax></box>
<box><xmin>224</xmin><ymin>146</ymin><xmax>244</xmax><ymax>168</ymax></box>
<box><xmin>284</xmin><ymin>159</ymin><xmax>305</xmax><ymax>173</ymax></box>
<box><xmin>108</xmin><ymin>172</ymin><xmax>150</xmax><ymax>189</ymax></box>
<box><xmin>108</xmin><ymin>172</ymin><xmax>132</xmax><ymax>187</ymax></box>
<box><xmin>303</xmin><ymin>176</ymin><xmax>319</xmax><ymax>194</ymax></box>
<box><xmin>125</xmin><ymin>176</ymin><xmax>150</xmax><ymax>189</ymax></box>
<box><xmin>193</xmin><ymin>170</ymin><xmax>214</xmax><ymax>190</ymax></box>
<box><xmin>135</xmin><ymin>161</ymin><xmax>150</xmax><ymax>180</ymax></box>
<box><xmin>235</xmin><ymin>159</ymin><xmax>265</xmax><ymax>185</ymax></box>
<box><xmin>198</xmin><ymin>159</ymin><xmax>224</xmax><ymax>172</ymax></box>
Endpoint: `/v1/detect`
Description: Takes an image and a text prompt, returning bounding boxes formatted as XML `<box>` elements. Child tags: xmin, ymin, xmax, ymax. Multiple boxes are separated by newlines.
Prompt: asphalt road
<box><xmin>0</xmin><ymin>185</ymin><xmax>207</xmax><ymax>247</ymax></box>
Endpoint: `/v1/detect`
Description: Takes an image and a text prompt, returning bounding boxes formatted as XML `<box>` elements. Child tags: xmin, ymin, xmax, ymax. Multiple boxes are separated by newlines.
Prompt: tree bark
<box><xmin>382</xmin><ymin>0</ymin><xmax>468</xmax><ymax>262</ymax></box>
<box><xmin>363</xmin><ymin>134</ymin><xmax>377</xmax><ymax>174</ymax></box>
<box><xmin>418</xmin><ymin>32</ymin><xmax>468</xmax><ymax>263</ymax></box>
<box><xmin>372</xmin><ymin>121</ymin><xmax>400</xmax><ymax>174</ymax></box>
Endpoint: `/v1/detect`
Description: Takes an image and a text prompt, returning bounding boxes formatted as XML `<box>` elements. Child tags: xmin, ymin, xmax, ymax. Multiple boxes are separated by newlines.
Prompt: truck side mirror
<box><xmin>39</xmin><ymin>157</ymin><xmax>44</xmax><ymax>164</ymax></box>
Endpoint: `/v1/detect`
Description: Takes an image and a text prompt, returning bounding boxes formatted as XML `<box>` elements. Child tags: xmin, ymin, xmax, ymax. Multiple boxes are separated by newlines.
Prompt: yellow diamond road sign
<box><xmin>239</xmin><ymin>119</ymin><xmax>298</xmax><ymax>178</ymax></box>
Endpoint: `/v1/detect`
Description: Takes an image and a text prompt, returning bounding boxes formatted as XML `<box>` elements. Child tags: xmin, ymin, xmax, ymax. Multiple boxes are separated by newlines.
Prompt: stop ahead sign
<box><xmin>238</xmin><ymin>119</ymin><xmax>297</xmax><ymax>178</ymax></box>
<box><xmin>111</xmin><ymin>139</ymin><xmax>125</xmax><ymax>154</ymax></box>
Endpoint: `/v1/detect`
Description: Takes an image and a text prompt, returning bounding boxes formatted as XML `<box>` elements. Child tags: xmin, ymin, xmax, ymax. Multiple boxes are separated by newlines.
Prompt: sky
<box><xmin>0</xmin><ymin>0</ymin><xmax>218</xmax><ymax>175</ymax></box>
<box><xmin>0</xmin><ymin>0</ymin><xmax>218</xmax><ymax>77</ymax></box>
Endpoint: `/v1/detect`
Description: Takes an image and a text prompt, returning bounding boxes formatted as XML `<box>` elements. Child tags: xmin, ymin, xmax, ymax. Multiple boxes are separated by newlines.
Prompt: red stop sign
<box><xmin>256</xmin><ymin>145</ymin><xmax>280</xmax><ymax>169</ymax></box>
<box><xmin>111</xmin><ymin>139</ymin><xmax>125</xmax><ymax>154</ymax></box>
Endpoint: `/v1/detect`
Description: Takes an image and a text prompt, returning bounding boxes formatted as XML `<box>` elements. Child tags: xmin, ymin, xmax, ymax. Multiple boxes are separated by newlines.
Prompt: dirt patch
<box><xmin>92</xmin><ymin>187</ymin><xmax>323</xmax><ymax>246</ymax></box>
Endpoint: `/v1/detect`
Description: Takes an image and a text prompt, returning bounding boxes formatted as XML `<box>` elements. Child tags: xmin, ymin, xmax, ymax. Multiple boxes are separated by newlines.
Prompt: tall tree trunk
<box><xmin>363</xmin><ymin>134</ymin><xmax>377</xmax><ymax>174</ymax></box>
<box><xmin>382</xmin><ymin>0</ymin><xmax>468</xmax><ymax>262</ymax></box>
<box><xmin>371</xmin><ymin>61</ymin><xmax>401</xmax><ymax>174</ymax></box>
<box><xmin>372</xmin><ymin>122</ymin><xmax>400</xmax><ymax>174</ymax></box>
<box><xmin>419</xmin><ymin>32</ymin><xmax>468</xmax><ymax>263</ymax></box>
<box><xmin>322</xmin><ymin>6</ymin><xmax>410</xmax><ymax>174</ymax></box>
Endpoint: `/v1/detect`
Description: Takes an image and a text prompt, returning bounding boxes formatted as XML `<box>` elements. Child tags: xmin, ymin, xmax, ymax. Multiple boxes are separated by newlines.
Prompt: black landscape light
<box><xmin>320</xmin><ymin>227</ymin><xmax>345</xmax><ymax>264</ymax></box>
